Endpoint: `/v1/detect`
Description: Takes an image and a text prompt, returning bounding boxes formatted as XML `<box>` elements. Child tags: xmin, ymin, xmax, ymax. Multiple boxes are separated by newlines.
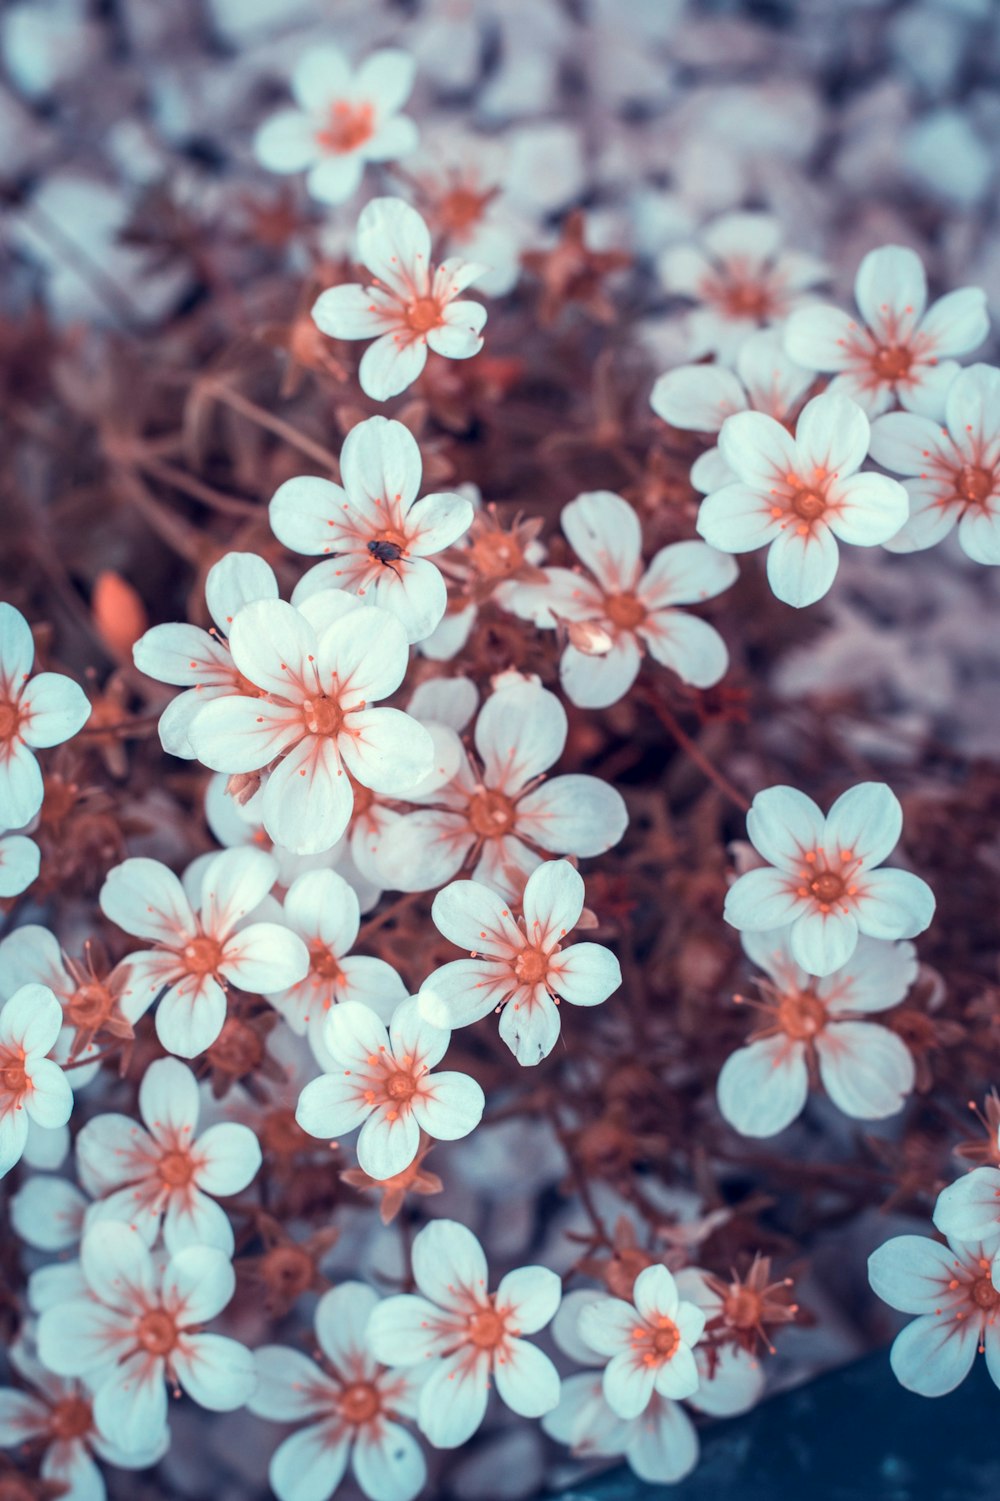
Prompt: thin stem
<box><xmin>643</xmin><ymin>689</ymin><xmax>751</xmax><ymax>814</ymax></box>
<box><xmin>200</xmin><ymin>383</ymin><xmax>341</xmax><ymax>472</ymax></box>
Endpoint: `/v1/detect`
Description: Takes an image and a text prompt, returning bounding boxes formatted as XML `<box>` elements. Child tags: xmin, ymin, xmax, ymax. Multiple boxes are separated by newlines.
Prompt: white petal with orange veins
<box><xmin>696</xmin><ymin>483</ymin><xmax>782</xmax><ymax>554</ymax></box>
<box><xmin>718</xmin><ymin>410</ymin><xmax>800</xmax><ymax>492</ymax></box>
<box><xmin>933</xmin><ymin>1167</ymin><xmax>1000</xmax><ymax>1244</ymax></box>
<box><xmin>93</xmin><ymin>1349</ymin><xmax>168</xmax><ymax>1455</ymax></box>
<box><xmin>640</xmin><ymin>539</ymin><xmax>738</xmax><ymax>608</ymax></box>
<box><xmin>367</xmin><ymin>1292</ymin><xmax>459</xmax><ymax>1366</ymax></box>
<box><xmin>475</xmin><ymin>679</ymin><xmax>566</xmax><ymax>795</ymax></box>
<box><xmin>765</xmin><ymin>522</ymin><xmax>839</xmax><ymax>608</ymax></box>
<box><xmin>357</xmin><ymin>1105</ymin><xmax>420</xmax><ymax>1179</ymax></box>
<box><xmin>717</xmin><ymin>1036</ymin><xmax>809</xmax><ymax>1137</ymax></box>
<box><xmin>521</xmin><ymin>858</ymin><xmax>584</xmax><ymax>944</ymax></box>
<box><xmin>494</xmin><ymin>1338</ymin><xmax>560</xmax><ymax>1417</ymax></box>
<box><xmin>261</xmin><ymin>736</ymin><xmax>352</xmax><ymax>856</ymax></box>
<box><xmin>248</xmin><ymin>1347</ymin><xmax>332</xmax><ymax>1422</ymax></box>
<box><xmin>355</xmin><ymin>48</ymin><xmax>416</xmax><ymax>112</ymax></box>
<box><xmin>220</xmin><ymin>921</ymin><xmax>308</xmax><ymax>994</ymax></box>
<box><xmin>889</xmin><ymin>1311</ymin><xmax>978</xmax><ymax>1397</ymax></box>
<box><xmin>826</xmin><ymin>473</ymin><xmax>909</xmax><ymax>546</ymax></box>
<box><xmin>154</xmin><ymin>972</ymin><xmax>228</xmax><ymax>1058</ymax></box>
<box><xmin>432</xmin><ymin>880</ymin><xmax>521</xmax><ymax>953</ymax></box>
<box><xmin>919</xmin><ymin>286</ymin><xmax>989</xmax><ymax>358</ymax></box>
<box><xmin>0</xmin><ymin>982</ymin><xmax>63</xmax><ymax>1055</ymax></box>
<box><xmin>790</xmin><ymin>906</ymin><xmax>858</xmax><ymax>976</ymax></box>
<box><xmin>651</xmin><ymin>363</ymin><xmax>746</xmax><ymax>432</ymax></box>
<box><xmin>642</xmin><ymin>610</ymin><xmax>729</xmax><ymax>689</ymax></box>
<box><xmin>412</xmin><ymin>1219</ymin><xmax>489</xmax><ymax>1310</ymax></box>
<box><xmin>627</xmin><ymin>1394</ymin><xmax>699</xmax><ymax>1484</ymax></box>
<box><xmin>82</xmin><ymin>1221</ymin><xmax>157</xmax><ymax>1311</ymax></box>
<box><xmin>854</xmin><ymin>245</ymin><xmax>927</xmax><ymax>341</ymax></box>
<box><xmin>352</xmin><ymin>1420</ymin><xmax>426</xmax><ymax>1501</ymax></box>
<box><xmin>816</xmin><ymin>1020</ymin><xmax>914</xmax><ymax>1118</ymax></box>
<box><xmin>724</xmin><ymin>868</ymin><xmax>810</xmax><ymax>931</ymax></box>
<box><xmin>359</xmin><ymin>332</ymin><xmax>428</xmax><ymax>402</ymax></box>
<box><xmin>496</xmin><ymin>1265</ymin><xmax>561</xmax><ymax>1335</ymax></box>
<box><xmin>578</xmin><ymin>1295</ymin><xmax>636</xmax><ymax>1357</ymax></box>
<box><xmin>296</xmin><ymin>1073</ymin><xmax>371</xmax><ymax>1141</ymax></box>
<box><xmin>417</xmin><ymin>1347</ymin><xmax>490</xmax><ymax>1447</ymax></box>
<box><xmin>269</xmin><ymin>475</ymin><xmax>346</xmax><ymax>555</ymax></box>
<box><xmin>632</xmin><ymin>1264</ymin><xmax>680</xmax><ymax>1322</ymax></box>
<box><xmin>868</xmin><ymin>1233</ymin><xmax>960</xmax><ymax>1314</ymax></box>
<box><xmin>561</xmin><ymin>490</ymin><xmax>643</xmax><ymax>593</ymax></box>
<box><xmin>193</xmin><ymin>1121</ymin><xmax>261</xmax><ymax>1196</ymax></box>
<box><xmin>99</xmin><ymin>859</ymin><xmax>196</xmax><ymax>946</ymax></box>
<box><xmin>550</xmin><ymin>943</ymin><xmax>621</xmax><ymax>1007</ymax></box>
<box><xmin>852</xmin><ymin>868</ymin><xmax>935</xmax><ymax>940</ymax></box>
<box><xmin>17</xmin><ymin>672</ymin><xmax>90</xmax><ymax>747</ymax></box>
<box><xmin>419</xmin><ymin>959</ymin><xmax>513</xmax><ymax>1028</ymax></box>
<box><xmin>823</xmin><ymin>782</ymin><xmax>902</xmax><ymax>871</ymax></box>
<box><xmin>560</xmin><ymin>633</ymin><xmax>642</xmax><ymax>710</ymax></box>
<box><xmin>653</xmin><ymin>1341</ymin><xmax>700</xmax><ymax>1401</ymax></box>
<box><xmin>36</xmin><ymin>1298</ymin><xmax>131</xmax><ymax>1376</ymax></box>
<box><xmin>959</xmin><ymin>505</ymin><xmax>1000</xmax><ymax>566</ymax></box>
<box><xmin>173</xmin><ymin>1332</ymin><xmax>256</xmax><ymax>1410</ymax></box>
<box><xmin>794</xmin><ymin>391</ymin><xmax>869</xmax><ymax>478</ymax></box>
<box><xmin>307</xmin><ymin>153</ymin><xmax>365</xmax><ymax>206</ymax></box>
<box><xmin>162</xmin><ymin>1244</ymin><xmax>235</xmax><ymax>1326</ymax></box>
<box><xmin>24</xmin><ymin>1058</ymin><xmax>72</xmax><ymax>1130</ymax></box>
<box><xmin>315</xmin><ymin>1281</ymin><xmax>380</xmax><ymax>1371</ymax></box>
<box><xmin>199</xmin><ymin>846</ymin><xmax>278</xmax><ymax>938</ymax></box>
<box><xmin>312</xmin><ymin>282</ymin><xmax>397</xmax><ymax>341</ymax></box>
<box><xmin>517</xmin><ymin>774</ymin><xmax>627</xmax><ymax>858</ymax></box>
<box><xmin>747</xmin><ymin>784</ymin><xmax>825</xmax><ymax>870</ymax></box>
<box><xmin>499</xmin><ymin>987</ymin><xmax>561</xmax><ymax>1064</ymax></box>
<box><xmin>603</xmin><ymin>1349</ymin><xmax>656</xmax><ymax>1420</ymax></box>
<box><xmin>163</xmin><ymin>1189</ymin><xmax>235</xmax><ymax>1256</ymax></box>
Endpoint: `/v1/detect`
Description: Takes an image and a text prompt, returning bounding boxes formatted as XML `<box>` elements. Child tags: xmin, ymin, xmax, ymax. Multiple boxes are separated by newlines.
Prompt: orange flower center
<box><xmin>0</xmin><ymin>700</ymin><xmax>20</xmax><ymax>744</ymax></box>
<box><xmin>956</xmin><ymin>463</ymin><xmax>994</xmax><ymax>507</ymax></box>
<box><xmin>49</xmin><ymin>1395</ymin><xmax>93</xmax><ymax>1441</ymax></box>
<box><xmin>972</xmin><ymin>1276</ymin><xmax>1000</xmax><ymax>1311</ymax></box>
<box><xmin>632</xmin><ymin>1315</ymin><xmax>680</xmax><ymax>1365</ymax></box>
<box><xmin>182</xmin><ymin>935</ymin><xmax>224</xmax><ymax>976</ymax></box>
<box><xmin>438</xmin><ymin>184</ymin><xmax>493</xmax><ymax>237</ymax></box>
<box><xmin>469</xmin><ymin>532</ymin><xmax>525</xmax><ymax>580</ymax></box>
<box><xmin>790</xmin><ymin>487</ymin><xmax>827</xmax><ymax>522</ymax></box>
<box><xmin>405</xmin><ymin>296</ymin><xmax>444</xmax><ymax>335</ymax></box>
<box><xmin>777</xmin><ymin>988</ymin><xmax>827</xmax><ymax>1041</ymax></box>
<box><xmin>338</xmin><ymin>1380</ymin><xmax>382</xmax><ymax>1425</ymax></box>
<box><xmin>719</xmin><ymin>281</ymin><xmax>774</xmax><ymax>320</ymax></box>
<box><xmin>159</xmin><ymin>1148</ymin><xmax>195</xmax><ymax>1188</ymax></box>
<box><xmin>303</xmin><ymin>695</ymin><xmax>344</xmax><ymax>737</ymax></box>
<box><xmin>137</xmin><ymin>1309</ymin><xmax>178</xmax><ymax>1357</ymax></box>
<box><xmin>725</xmin><ymin>1286</ymin><xmax>764</xmax><ymax>1330</ymax></box>
<box><xmin>467</xmin><ymin>1304</ymin><xmax>506</xmax><ymax>1349</ymax></box>
<box><xmin>514</xmin><ymin>947</ymin><xmax>549</xmax><ymax>986</ymax></box>
<box><xmin>65</xmin><ymin>981</ymin><xmax>114</xmax><ymax>1028</ymax></box>
<box><xmin>316</xmin><ymin>99</ymin><xmax>375</xmax><ymax>154</ymax></box>
<box><xmin>809</xmin><ymin>870</ymin><xmax>845</xmax><ymax>903</ymax></box>
<box><xmin>385</xmin><ymin>1070</ymin><xmax>417</xmax><ymax>1102</ymax></box>
<box><xmin>467</xmin><ymin>788</ymin><xmax>516</xmax><ymax>838</ymax></box>
<box><xmin>0</xmin><ymin>1048</ymin><xmax>28</xmax><ymax>1100</ymax></box>
<box><xmin>309</xmin><ymin>943</ymin><xmax>345</xmax><ymax>983</ymax></box>
<box><xmin>604</xmin><ymin>592</ymin><xmax>646</xmax><ymax>630</ymax></box>
<box><xmin>872</xmin><ymin>344</ymin><xmax>913</xmax><ymax>381</ymax></box>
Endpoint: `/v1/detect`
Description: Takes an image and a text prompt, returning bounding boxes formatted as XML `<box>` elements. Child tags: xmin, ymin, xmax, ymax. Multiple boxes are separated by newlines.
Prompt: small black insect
<box><xmin>367</xmin><ymin>539</ymin><xmax>405</xmax><ymax>578</ymax></box>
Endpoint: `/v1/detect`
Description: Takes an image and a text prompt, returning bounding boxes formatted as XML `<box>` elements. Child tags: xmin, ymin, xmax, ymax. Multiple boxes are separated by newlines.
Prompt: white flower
<box><xmin>870</xmin><ymin>362</ymin><xmax>1000</xmax><ymax>564</ymax></box>
<box><xmin>717</xmin><ymin>932</ymin><xmax>917</xmax><ymax>1137</ymax></box>
<box><xmin>378</xmin><ymin>678</ymin><xmax>628</xmax><ymax>897</ymax></box>
<box><xmin>11</xmin><ymin>1173</ymin><xmax>87</xmax><ymax>1252</ymax></box>
<box><xmin>36</xmin><ymin>1223</ymin><xmax>256</xmax><ymax>1453</ymax></box>
<box><xmin>0</xmin><ymin>1333</ymin><xmax>167</xmax><ymax>1499</ymax></box>
<box><xmin>657</xmin><ymin>212</ymin><xmax>828</xmax><ymax>363</ymax></box>
<box><xmin>99</xmin><ymin>848</ymin><xmax>309</xmax><ymax>1057</ymax></box>
<box><xmin>698</xmin><ymin>392</ymin><xmax>909</xmax><ymax>607</ymax></box>
<box><xmin>366</xmin><ymin>1219</ymin><xmax>561</xmax><ymax>1448</ymax></box>
<box><xmin>254</xmin><ymin>46</ymin><xmax>418</xmax><ymax>205</ymax></box>
<box><xmin>132</xmin><ymin>552</ymin><xmax>278</xmax><ymax>759</ymax></box>
<box><xmin>934</xmin><ymin>1157</ymin><xmax>1000</xmax><ymax>1247</ymax></box>
<box><xmin>312</xmin><ymin>198</ymin><xmax>487</xmax><ymax>402</ymax></box>
<box><xmin>650</xmin><ymin>330</ymin><xmax>816</xmax><ymax>493</ymax></box>
<box><xmin>506</xmin><ymin>491</ymin><xmax>737</xmax><ymax>709</ymax></box>
<box><xmin>868</xmin><ymin>1232</ymin><xmax>1000</xmax><ymax>1396</ymax></box>
<box><xmin>296</xmin><ymin>996</ymin><xmax>484</xmax><ymax>1180</ymax></box>
<box><xmin>249</xmin><ymin>1282</ymin><xmax>426</xmax><ymax>1501</ymax></box>
<box><xmin>0</xmin><ymin>833</ymin><xmax>39</xmax><ymax>896</ymax></box>
<box><xmin>0</xmin><ymin>984</ymin><xmax>72</xmax><ymax>1179</ymax></box>
<box><xmin>270</xmin><ymin>417</ymin><xmax>473</xmax><ymax>643</ymax></box>
<box><xmin>785</xmin><ymin>244</ymin><xmax>989</xmax><ymax>417</ymax></box>
<box><xmin>424</xmin><ymin>859</ymin><xmax>621</xmax><ymax>1065</ymax></box>
<box><xmin>544</xmin><ymin>1280</ymin><xmax>763</xmax><ymax>1484</ymax></box>
<box><xmin>264</xmin><ymin>868</ymin><xmax>406</xmax><ymax>1067</ymax></box>
<box><xmin>187</xmin><ymin>594</ymin><xmax>434</xmax><ymax>856</ymax></box>
<box><xmin>75</xmin><ymin>1056</ymin><xmax>261</xmax><ymax>1254</ymax></box>
<box><xmin>724</xmin><ymin>783</ymin><xmax>935</xmax><ymax>976</ymax></box>
<box><xmin>578</xmin><ymin>1265</ymin><xmax>706</xmax><ymax>1418</ymax></box>
<box><xmin>0</xmin><ymin>602</ymin><xmax>90</xmax><ymax>828</ymax></box>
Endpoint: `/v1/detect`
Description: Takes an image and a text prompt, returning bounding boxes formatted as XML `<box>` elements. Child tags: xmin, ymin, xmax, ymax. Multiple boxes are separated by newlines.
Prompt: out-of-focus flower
<box><xmin>870</xmin><ymin>362</ymin><xmax>1000</xmax><ymax>564</ymax></box>
<box><xmin>933</xmin><ymin>1151</ymin><xmax>1000</xmax><ymax>1246</ymax></box>
<box><xmin>724</xmin><ymin>783</ymin><xmax>935</xmax><ymax>976</ymax></box>
<box><xmin>270</xmin><ymin>416</ymin><xmax>473</xmax><ymax>643</ymax></box>
<box><xmin>698</xmin><ymin>393</ymin><xmax>908</xmax><ymax>607</ymax></box>
<box><xmin>0</xmin><ymin>1333</ymin><xmax>167</xmax><ymax>1499</ymax></box>
<box><xmin>0</xmin><ymin>926</ymin><xmax>134</xmax><ymax>1075</ymax></box>
<box><xmin>0</xmin><ymin>602</ymin><xmax>90</xmax><ymax>829</ymax></box>
<box><xmin>425</xmin><ymin>859</ymin><xmax>621</xmax><ymax>1065</ymax></box>
<box><xmin>0</xmin><ymin>832</ymin><xmax>39</xmax><ymax>895</ymax></box>
<box><xmin>36</xmin><ymin>1223</ymin><xmax>256</xmax><ymax>1452</ymax></box>
<box><xmin>296</xmin><ymin>996</ymin><xmax>484</xmax><ymax>1179</ymax></box>
<box><xmin>657</xmin><ymin>213</ymin><xmax>828</xmax><ymax>363</ymax></box>
<box><xmin>507</xmin><ymin>491</ymin><xmax>736</xmax><ymax>709</ymax></box>
<box><xmin>75</xmin><ymin>1056</ymin><xmax>261</xmax><ymax>1253</ymax></box>
<box><xmin>367</xmin><ymin>1218</ymin><xmax>561</xmax><ymax>1448</ymax></box>
<box><xmin>186</xmin><ymin>595</ymin><xmax>434</xmax><ymax>855</ymax></box>
<box><xmin>250</xmin><ymin>1281</ymin><xmax>425</xmax><ymax>1501</ymax></box>
<box><xmin>0</xmin><ymin>984</ymin><xmax>72</xmax><ymax>1179</ymax></box>
<box><xmin>785</xmin><ymin>245</ymin><xmax>989</xmax><ymax>417</ymax></box>
<box><xmin>650</xmin><ymin>329</ymin><xmax>816</xmax><ymax>493</ymax></box>
<box><xmin>132</xmin><ymin>553</ymin><xmax>278</xmax><ymax>760</ymax></box>
<box><xmin>99</xmin><ymin>848</ymin><xmax>308</xmax><ymax>1056</ymax></box>
<box><xmin>717</xmin><ymin>932</ymin><xmax>917</xmax><ymax>1137</ymax></box>
<box><xmin>378</xmin><ymin>678</ymin><xmax>627</xmax><ymax>897</ymax></box>
<box><xmin>254</xmin><ymin>47</ymin><xmax>418</xmax><ymax>205</ymax></box>
<box><xmin>577</xmin><ymin>1265</ymin><xmax>706</xmax><ymax>1418</ymax></box>
<box><xmin>868</xmin><ymin>1231</ymin><xmax>1000</xmax><ymax>1395</ymax></box>
<box><xmin>265</xmin><ymin>867</ymin><xmax>406</xmax><ymax>1067</ymax></box>
<box><xmin>312</xmin><ymin>198</ymin><xmax>487</xmax><ymax>401</ymax></box>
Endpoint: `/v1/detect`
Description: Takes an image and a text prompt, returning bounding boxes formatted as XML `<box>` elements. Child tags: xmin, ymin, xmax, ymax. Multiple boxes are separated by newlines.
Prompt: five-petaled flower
<box><xmin>508</xmin><ymin>490</ymin><xmax>737</xmax><ymax>709</ymax></box>
<box><xmin>0</xmin><ymin>602</ymin><xmax>90</xmax><ymax>830</ymax></box>
<box><xmin>186</xmin><ymin>593</ymin><xmax>435</xmax><ymax>855</ymax></box>
<box><xmin>367</xmin><ymin>1219</ymin><xmax>561</xmax><ymax>1448</ymax></box>
<box><xmin>868</xmin><ymin>1231</ymin><xmax>1000</xmax><ymax>1396</ymax></box>
<box><xmin>723</xmin><ymin>783</ymin><xmax>935</xmax><ymax>976</ymax></box>
<box><xmin>36</xmin><ymin>1222</ymin><xmax>256</xmax><ymax>1454</ymax></box>
<box><xmin>378</xmin><ymin>678</ymin><xmax>628</xmax><ymax>897</ymax></box>
<box><xmin>698</xmin><ymin>392</ymin><xmax>909</xmax><ymax>608</ymax></box>
<box><xmin>870</xmin><ymin>363</ymin><xmax>1000</xmax><ymax>565</ymax></box>
<box><xmin>254</xmin><ymin>46</ymin><xmax>419</xmax><ymax>205</ymax></box>
<box><xmin>717</xmin><ymin>932</ymin><xmax>917</xmax><ymax>1137</ymax></box>
<box><xmin>250</xmin><ymin>1281</ymin><xmax>426</xmax><ymax>1501</ymax></box>
<box><xmin>99</xmin><ymin>848</ymin><xmax>309</xmax><ymax>1057</ymax></box>
<box><xmin>296</xmin><ymin>995</ymin><xmax>484</xmax><ymax>1180</ymax></box>
<box><xmin>577</xmin><ymin>1264</ymin><xmax>707</xmax><ymax>1419</ymax></box>
<box><xmin>75</xmin><ymin>1055</ymin><xmax>262</xmax><ymax>1253</ymax></box>
<box><xmin>312</xmin><ymin>197</ymin><xmax>488</xmax><ymax>401</ymax></box>
<box><xmin>424</xmin><ymin>859</ymin><xmax>622</xmax><ymax>1065</ymax></box>
<box><xmin>0</xmin><ymin>983</ymin><xmax>73</xmax><ymax>1179</ymax></box>
<box><xmin>270</xmin><ymin>416</ymin><xmax>473</xmax><ymax>643</ymax></box>
<box><xmin>785</xmin><ymin>244</ymin><xmax>989</xmax><ymax>417</ymax></box>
